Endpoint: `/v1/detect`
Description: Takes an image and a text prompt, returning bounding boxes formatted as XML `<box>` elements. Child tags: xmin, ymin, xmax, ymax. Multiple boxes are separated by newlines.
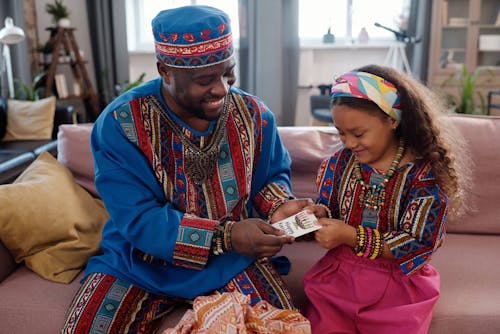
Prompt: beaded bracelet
<box><xmin>354</xmin><ymin>225</ymin><xmax>366</xmax><ymax>256</ymax></box>
<box><xmin>223</xmin><ymin>221</ymin><xmax>235</xmax><ymax>252</ymax></box>
<box><xmin>212</xmin><ymin>223</ymin><xmax>224</xmax><ymax>256</ymax></box>
<box><xmin>316</xmin><ymin>203</ymin><xmax>332</xmax><ymax>219</ymax></box>
<box><xmin>363</xmin><ymin>227</ymin><xmax>374</xmax><ymax>258</ymax></box>
<box><xmin>369</xmin><ymin>228</ymin><xmax>383</xmax><ymax>259</ymax></box>
<box><xmin>267</xmin><ymin>198</ymin><xmax>290</xmax><ymax>222</ymax></box>
<box><xmin>211</xmin><ymin>220</ymin><xmax>235</xmax><ymax>256</ymax></box>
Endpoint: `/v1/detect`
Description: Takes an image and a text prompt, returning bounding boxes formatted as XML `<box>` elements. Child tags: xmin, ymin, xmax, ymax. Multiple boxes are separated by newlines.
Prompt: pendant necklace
<box><xmin>148</xmin><ymin>94</ymin><xmax>232</xmax><ymax>184</ymax></box>
<box><xmin>353</xmin><ymin>138</ymin><xmax>405</xmax><ymax>210</ymax></box>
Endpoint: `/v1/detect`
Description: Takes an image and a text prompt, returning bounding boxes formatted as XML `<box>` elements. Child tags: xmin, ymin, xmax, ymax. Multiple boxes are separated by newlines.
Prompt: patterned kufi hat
<box><xmin>152</xmin><ymin>5</ymin><xmax>234</xmax><ymax>68</ymax></box>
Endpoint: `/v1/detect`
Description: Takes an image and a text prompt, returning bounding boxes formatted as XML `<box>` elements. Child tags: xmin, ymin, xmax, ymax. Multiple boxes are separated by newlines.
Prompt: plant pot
<box><xmin>57</xmin><ymin>18</ymin><xmax>71</xmax><ymax>28</ymax></box>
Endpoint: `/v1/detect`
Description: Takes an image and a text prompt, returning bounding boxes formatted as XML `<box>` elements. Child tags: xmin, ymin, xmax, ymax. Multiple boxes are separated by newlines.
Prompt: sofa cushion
<box><xmin>444</xmin><ymin>115</ymin><xmax>500</xmax><ymax>234</ymax></box>
<box><xmin>2</xmin><ymin>97</ymin><xmax>56</xmax><ymax>141</ymax></box>
<box><xmin>0</xmin><ymin>151</ymin><xmax>36</xmax><ymax>184</ymax></box>
<box><xmin>429</xmin><ymin>233</ymin><xmax>500</xmax><ymax>333</ymax></box>
<box><xmin>0</xmin><ymin>152</ymin><xmax>109</xmax><ymax>283</ymax></box>
<box><xmin>57</xmin><ymin>123</ymin><xmax>97</xmax><ymax>197</ymax></box>
<box><xmin>278</xmin><ymin>126</ymin><xmax>341</xmax><ymax>199</ymax></box>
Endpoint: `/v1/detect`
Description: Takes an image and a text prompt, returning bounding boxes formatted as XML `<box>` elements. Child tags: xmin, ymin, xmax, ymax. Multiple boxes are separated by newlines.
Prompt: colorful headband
<box><xmin>152</xmin><ymin>5</ymin><xmax>234</xmax><ymax>68</ymax></box>
<box><xmin>330</xmin><ymin>71</ymin><xmax>402</xmax><ymax>121</ymax></box>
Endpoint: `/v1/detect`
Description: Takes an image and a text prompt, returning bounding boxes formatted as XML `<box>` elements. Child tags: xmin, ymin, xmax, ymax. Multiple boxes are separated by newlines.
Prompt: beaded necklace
<box><xmin>353</xmin><ymin>138</ymin><xmax>405</xmax><ymax>210</ymax></box>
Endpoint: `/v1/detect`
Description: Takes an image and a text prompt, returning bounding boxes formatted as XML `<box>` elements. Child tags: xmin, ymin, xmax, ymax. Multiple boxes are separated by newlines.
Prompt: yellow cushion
<box><xmin>0</xmin><ymin>152</ymin><xmax>109</xmax><ymax>283</ymax></box>
<box><xmin>3</xmin><ymin>97</ymin><xmax>56</xmax><ymax>141</ymax></box>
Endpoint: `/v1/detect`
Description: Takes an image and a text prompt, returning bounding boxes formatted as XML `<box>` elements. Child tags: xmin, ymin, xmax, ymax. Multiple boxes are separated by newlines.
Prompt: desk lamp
<box><xmin>0</xmin><ymin>17</ymin><xmax>25</xmax><ymax>99</ymax></box>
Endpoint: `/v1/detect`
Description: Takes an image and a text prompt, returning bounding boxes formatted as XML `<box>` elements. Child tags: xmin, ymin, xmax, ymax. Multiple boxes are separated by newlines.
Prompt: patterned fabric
<box><xmin>163</xmin><ymin>292</ymin><xmax>311</xmax><ymax>334</ymax></box>
<box><xmin>316</xmin><ymin>148</ymin><xmax>447</xmax><ymax>275</ymax></box>
<box><xmin>63</xmin><ymin>259</ymin><xmax>296</xmax><ymax>334</ymax></box>
<box><xmin>86</xmin><ymin>79</ymin><xmax>293</xmax><ymax>300</ymax></box>
<box><xmin>62</xmin><ymin>273</ymin><xmax>180</xmax><ymax>334</ymax></box>
<box><xmin>330</xmin><ymin>71</ymin><xmax>402</xmax><ymax>121</ymax></box>
<box><xmin>152</xmin><ymin>5</ymin><xmax>234</xmax><ymax>68</ymax></box>
<box><xmin>217</xmin><ymin>259</ymin><xmax>295</xmax><ymax>310</ymax></box>
<box><xmin>172</xmin><ymin>215</ymin><xmax>216</xmax><ymax>270</ymax></box>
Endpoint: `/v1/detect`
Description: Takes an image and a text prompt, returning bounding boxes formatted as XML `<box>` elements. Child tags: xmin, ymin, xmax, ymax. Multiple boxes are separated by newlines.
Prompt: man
<box><xmin>62</xmin><ymin>5</ymin><xmax>309</xmax><ymax>333</ymax></box>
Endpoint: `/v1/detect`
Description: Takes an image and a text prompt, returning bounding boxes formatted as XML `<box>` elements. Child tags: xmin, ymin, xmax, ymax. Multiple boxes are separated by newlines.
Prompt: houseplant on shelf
<box><xmin>45</xmin><ymin>0</ymin><xmax>71</xmax><ymax>28</ymax></box>
<box><xmin>440</xmin><ymin>65</ymin><xmax>494</xmax><ymax>115</ymax></box>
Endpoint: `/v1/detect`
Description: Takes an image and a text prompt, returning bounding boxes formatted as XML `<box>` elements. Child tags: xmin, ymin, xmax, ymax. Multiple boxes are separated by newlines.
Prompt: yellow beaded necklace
<box><xmin>353</xmin><ymin>138</ymin><xmax>405</xmax><ymax>210</ymax></box>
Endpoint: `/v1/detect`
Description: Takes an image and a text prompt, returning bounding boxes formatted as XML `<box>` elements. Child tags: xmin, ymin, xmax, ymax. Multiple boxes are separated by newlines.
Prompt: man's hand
<box><xmin>269</xmin><ymin>198</ymin><xmax>313</xmax><ymax>223</ymax></box>
<box><xmin>230</xmin><ymin>218</ymin><xmax>294</xmax><ymax>259</ymax></box>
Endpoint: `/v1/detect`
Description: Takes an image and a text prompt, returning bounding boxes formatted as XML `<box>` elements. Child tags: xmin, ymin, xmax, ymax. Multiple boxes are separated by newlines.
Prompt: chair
<box><xmin>487</xmin><ymin>90</ymin><xmax>500</xmax><ymax>115</ymax></box>
<box><xmin>310</xmin><ymin>84</ymin><xmax>332</xmax><ymax>125</ymax></box>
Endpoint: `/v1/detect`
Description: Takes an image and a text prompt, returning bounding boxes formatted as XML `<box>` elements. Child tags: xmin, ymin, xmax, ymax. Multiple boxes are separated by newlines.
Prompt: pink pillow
<box><xmin>57</xmin><ymin>123</ymin><xmax>97</xmax><ymax>197</ymax></box>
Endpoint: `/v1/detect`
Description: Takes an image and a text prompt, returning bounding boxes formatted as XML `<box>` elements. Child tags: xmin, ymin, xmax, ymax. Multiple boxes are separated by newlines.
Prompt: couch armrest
<box><xmin>0</xmin><ymin>240</ymin><xmax>16</xmax><ymax>283</ymax></box>
<box><xmin>52</xmin><ymin>104</ymin><xmax>75</xmax><ymax>139</ymax></box>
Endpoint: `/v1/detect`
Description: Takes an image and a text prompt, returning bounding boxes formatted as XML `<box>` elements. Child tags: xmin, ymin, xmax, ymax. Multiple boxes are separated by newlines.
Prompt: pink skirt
<box><xmin>303</xmin><ymin>246</ymin><xmax>440</xmax><ymax>334</ymax></box>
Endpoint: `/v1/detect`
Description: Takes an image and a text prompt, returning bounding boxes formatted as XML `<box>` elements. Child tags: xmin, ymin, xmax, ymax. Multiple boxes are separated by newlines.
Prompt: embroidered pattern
<box><xmin>62</xmin><ymin>273</ymin><xmax>181</xmax><ymax>334</ymax></box>
<box><xmin>218</xmin><ymin>260</ymin><xmax>295</xmax><ymax>310</ymax></box>
<box><xmin>316</xmin><ymin>148</ymin><xmax>447</xmax><ymax>275</ymax></box>
<box><xmin>112</xmin><ymin>92</ymin><xmax>290</xmax><ymax>270</ymax></box>
<box><xmin>155</xmin><ymin>33</ymin><xmax>234</xmax><ymax>68</ymax></box>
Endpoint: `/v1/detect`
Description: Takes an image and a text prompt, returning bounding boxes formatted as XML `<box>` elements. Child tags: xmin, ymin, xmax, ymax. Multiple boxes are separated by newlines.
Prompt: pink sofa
<box><xmin>0</xmin><ymin>114</ymin><xmax>499</xmax><ymax>333</ymax></box>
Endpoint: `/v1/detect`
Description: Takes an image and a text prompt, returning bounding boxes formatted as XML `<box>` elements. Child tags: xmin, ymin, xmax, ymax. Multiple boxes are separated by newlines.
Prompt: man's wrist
<box><xmin>212</xmin><ymin>220</ymin><xmax>235</xmax><ymax>255</ymax></box>
<box><xmin>266</xmin><ymin>198</ymin><xmax>290</xmax><ymax>223</ymax></box>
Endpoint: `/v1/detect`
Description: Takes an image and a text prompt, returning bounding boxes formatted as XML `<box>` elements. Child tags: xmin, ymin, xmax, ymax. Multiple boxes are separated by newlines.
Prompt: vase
<box><xmin>57</xmin><ymin>18</ymin><xmax>71</xmax><ymax>28</ymax></box>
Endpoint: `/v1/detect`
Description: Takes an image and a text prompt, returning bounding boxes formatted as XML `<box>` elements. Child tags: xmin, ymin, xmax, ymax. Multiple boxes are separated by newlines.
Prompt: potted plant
<box><xmin>45</xmin><ymin>0</ymin><xmax>71</xmax><ymax>27</ymax></box>
<box><xmin>440</xmin><ymin>65</ymin><xmax>494</xmax><ymax>115</ymax></box>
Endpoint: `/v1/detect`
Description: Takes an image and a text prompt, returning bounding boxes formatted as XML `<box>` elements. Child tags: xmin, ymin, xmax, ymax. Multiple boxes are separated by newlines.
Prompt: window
<box><xmin>126</xmin><ymin>0</ymin><xmax>410</xmax><ymax>52</ymax></box>
<box><xmin>298</xmin><ymin>0</ymin><xmax>411</xmax><ymax>44</ymax></box>
<box><xmin>126</xmin><ymin>0</ymin><xmax>239</xmax><ymax>52</ymax></box>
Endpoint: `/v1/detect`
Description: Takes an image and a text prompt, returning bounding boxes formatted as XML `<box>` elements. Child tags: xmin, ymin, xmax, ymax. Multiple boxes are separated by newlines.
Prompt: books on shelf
<box><xmin>54</xmin><ymin>74</ymin><xmax>68</xmax><ymax>98</ymax></box>
<box><xmin>273</xmin><ymin>210</ymin><xmax>321</xmax><ymax>238</ymax></box>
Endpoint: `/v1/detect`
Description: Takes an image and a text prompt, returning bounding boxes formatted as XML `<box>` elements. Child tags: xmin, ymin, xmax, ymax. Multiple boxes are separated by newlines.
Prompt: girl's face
<box><xmin>333</xmin><ymin>104</ymin><xmax>399</xmax><ymax>170</ymax></box>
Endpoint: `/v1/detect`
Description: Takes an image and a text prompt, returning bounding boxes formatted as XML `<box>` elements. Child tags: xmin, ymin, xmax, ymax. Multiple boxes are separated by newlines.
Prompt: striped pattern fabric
<box><xmin>62</xmin><ymin>259</ymin><xmax>294</xmax><ymax>333</ymax></box>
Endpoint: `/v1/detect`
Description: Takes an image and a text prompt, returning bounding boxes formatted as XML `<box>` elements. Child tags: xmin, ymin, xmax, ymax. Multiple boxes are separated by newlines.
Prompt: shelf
<box><xmin>442</xmin><ymin>48</ymin><xmax>467</xmax><ymax>52</ymax></box>
<box><xmin>478</xmin><ymin>24</ymin><xmax>500</xmax><ymax>28</ymax></box>
<box><xmin>443</xmin><ymin>25</ymin><xmax>468</xmax><ymax>29</ymax></box>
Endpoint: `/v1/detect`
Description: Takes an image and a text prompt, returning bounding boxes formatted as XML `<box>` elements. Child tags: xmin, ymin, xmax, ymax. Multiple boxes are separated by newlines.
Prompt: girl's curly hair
<box><xmin>337</xmin><ymin>64</ymin><xmax>471</xmax><ymax>217</ymax></box>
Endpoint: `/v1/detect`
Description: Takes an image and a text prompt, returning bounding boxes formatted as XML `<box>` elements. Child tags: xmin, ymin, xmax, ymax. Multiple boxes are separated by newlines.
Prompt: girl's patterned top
<box><xmin>316</xmin><ymin>147</ymin><xmax>447</xmax><ymax>275</ymax></box>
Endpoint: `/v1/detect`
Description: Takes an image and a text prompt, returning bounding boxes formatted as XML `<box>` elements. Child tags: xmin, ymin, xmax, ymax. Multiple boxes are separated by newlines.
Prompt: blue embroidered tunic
<box><xmin>85</xmin><ymin>78</ymin><xmax>293</xmax><ymax>298</ymax></box>
<box><xmin>316</xmin><ymin>147</ymin><xmax>448</xmax><ymax>275</ymax></box>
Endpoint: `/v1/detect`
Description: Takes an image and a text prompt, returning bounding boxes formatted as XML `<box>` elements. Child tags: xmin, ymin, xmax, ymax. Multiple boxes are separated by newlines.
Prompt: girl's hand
<box><xmin>314</xmin><ymin>218</ymin><xmax>356</xmax><ymax>250</ymax></box>
<box><xmin>270</xmin><ymin>198</ymin><xmax>313</xmax><ymax>223</ymax></box>
<box><xmin>303</xmin><ymin>204</ymin><xmax>329</xmax><ymax>219</ymax></box>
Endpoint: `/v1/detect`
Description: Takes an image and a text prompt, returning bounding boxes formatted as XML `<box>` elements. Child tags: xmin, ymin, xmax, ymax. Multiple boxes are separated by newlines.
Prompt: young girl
<box><xmin>303</xmin><ymin>65</ymin><xmax>469</xmax><ymax>334</ymax></box>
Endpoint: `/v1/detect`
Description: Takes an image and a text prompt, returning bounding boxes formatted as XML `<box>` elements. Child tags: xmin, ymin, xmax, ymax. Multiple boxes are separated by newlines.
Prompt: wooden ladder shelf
<box><xmin>43</xmin><ymin>27</ymin><xmax>100</xmax><ymax>120</ymax></box>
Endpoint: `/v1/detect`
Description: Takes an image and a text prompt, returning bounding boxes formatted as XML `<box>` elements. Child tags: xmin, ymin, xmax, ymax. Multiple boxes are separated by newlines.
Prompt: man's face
<box><xmin>160</xmin><ymin>59</ymin><xmax>237</xmax><ymax>122</ymax></box>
